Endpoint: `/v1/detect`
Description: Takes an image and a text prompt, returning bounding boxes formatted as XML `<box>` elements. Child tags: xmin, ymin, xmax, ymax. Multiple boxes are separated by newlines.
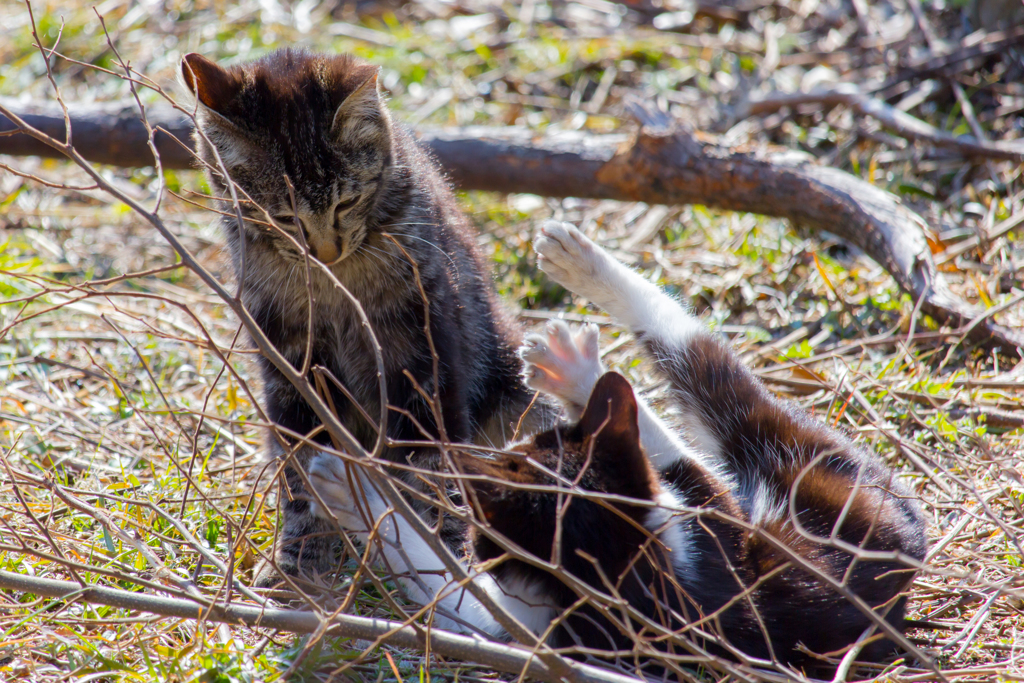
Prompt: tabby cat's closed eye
<box><xmin>335</xmin><ymin>196</ymin><xmax>359</xmax><ymax>215</ymax></box>
<box><xmin>271</xmin><ymin>215</ymin><xmax>303</xmax><ymax>231</ymax></box>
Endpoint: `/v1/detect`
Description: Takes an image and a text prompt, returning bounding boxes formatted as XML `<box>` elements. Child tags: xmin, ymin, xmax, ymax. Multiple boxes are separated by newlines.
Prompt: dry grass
<box><xmin>1</xmin><ymin>0</ymin><xmax>1022</xmax><ymax>681</ymax></box>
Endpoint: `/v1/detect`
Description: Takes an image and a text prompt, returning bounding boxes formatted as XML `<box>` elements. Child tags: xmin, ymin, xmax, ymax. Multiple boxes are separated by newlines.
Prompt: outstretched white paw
<box><xmin>307</xmin><ymin>454</ymin><xmax>373</xmax><ymax>530</ymax></box>
<box><xmin>520</xmin><ymin>319</ymin><xmax>604</xmax><ymax>417</ymax></box>
<box><xmin>534</xmin><ymin>221</ymin><xmax>619</xmax><ymax>308</ymax></box>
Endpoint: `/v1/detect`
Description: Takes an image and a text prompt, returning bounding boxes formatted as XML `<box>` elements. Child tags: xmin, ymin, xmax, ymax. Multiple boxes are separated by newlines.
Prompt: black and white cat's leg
<box><xmin>534</xmin><ymin>221</ymin><xmax>707</xmax><ymax>351</ymax></box>
<box><xmin>306</xmin><ymin>453</ymin><xmax>552</xmax><ymax>637</ymax></box>
<box><xmin>534</xmin><ymin>221</ymin><xmax>843</xmax><ymax>473</ymax></box>
<box><xmin>532</xmin><ymin>222</ymin><xmax>723</xmax><ymax>469</ymax></box>
<box><xmin>519</xmin><ymin>321</ymin><xmax>602</xmax><ymax>422</ymax></box>
<box><xmin>307</xmin><ymin>453</ymin><xmax>490</xmax><ymax>632</ymax></box>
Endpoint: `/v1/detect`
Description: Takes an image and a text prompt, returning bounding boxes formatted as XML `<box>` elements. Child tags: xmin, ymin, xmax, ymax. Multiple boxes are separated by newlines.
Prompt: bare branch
<box><xmin>0</xmin><ymin>568</ymin><xmax>643</xmax><ymax>683</ymax></box>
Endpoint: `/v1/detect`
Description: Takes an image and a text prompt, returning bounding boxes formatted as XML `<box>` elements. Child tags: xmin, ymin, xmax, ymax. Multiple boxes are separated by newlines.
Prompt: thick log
<box><xmin>0</xmin><ymin>98</ymin><xmax>195</xmax><ymax>168</ymax></box>
<box><xmin>1</xmin><ymin>97</ymin><xmax>1020</xmax><ymax>350</ymax></box>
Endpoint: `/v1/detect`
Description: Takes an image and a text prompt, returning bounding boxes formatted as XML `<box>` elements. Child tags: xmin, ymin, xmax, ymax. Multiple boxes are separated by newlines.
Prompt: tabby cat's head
<box><xmin>182</xmin><ymin>49</ymin><xmax>393</xmax><ymax>265</ymax></box>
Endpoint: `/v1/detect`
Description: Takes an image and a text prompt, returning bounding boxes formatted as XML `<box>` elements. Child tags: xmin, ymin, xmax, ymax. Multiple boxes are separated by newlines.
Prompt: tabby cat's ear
<box><xmin>181</xmin><ymin>53</ymin><xmax>242</xmax><ymax>114</ymax></box>
<box><xmin>578</xmin><ymin>372</ymin><xmax>641</xmax><ymax>450</ymax></box>
<box><xmin>331</xmin><ymin>69</ymin><xmax>391</xmax><ymax>151</ymax></box>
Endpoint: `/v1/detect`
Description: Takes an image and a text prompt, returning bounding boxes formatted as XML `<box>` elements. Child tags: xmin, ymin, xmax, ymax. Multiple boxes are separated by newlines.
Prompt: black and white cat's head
<box><xmin>461</xmin><ymin>373</ymin><xmax>662</xmax><ymax>573</ymax></box>
<box><xmin>181</xmin><ymin>49</ymin><xmax>393</xmax><ymax>265</ymax></box>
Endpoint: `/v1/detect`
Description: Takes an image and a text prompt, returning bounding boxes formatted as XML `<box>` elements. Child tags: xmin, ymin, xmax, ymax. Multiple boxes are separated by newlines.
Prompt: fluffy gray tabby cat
<box><xmin>181</xmin><ymin>48</ymin><xmax>555</xmax><ymax>585</ymax></box>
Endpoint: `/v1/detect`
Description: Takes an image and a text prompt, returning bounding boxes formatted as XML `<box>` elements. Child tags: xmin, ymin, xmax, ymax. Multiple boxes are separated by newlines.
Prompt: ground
<box><xmin>0</xmin><ymin>0</ymin><xmax>1022</xmax><ymax>681</ymax></box>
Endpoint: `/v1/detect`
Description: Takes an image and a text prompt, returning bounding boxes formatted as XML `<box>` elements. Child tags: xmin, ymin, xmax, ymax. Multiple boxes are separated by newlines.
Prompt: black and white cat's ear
<box><xmin>578</xmin><ymin>372</ymin><xmax>641</xmax><ymax>448</ymax></box>
<box><xmin>181</xmin><ymin>53</ymin><xmax>242</xmax><ymax>115</ymax></box>
<box><xmin>331</xmin><ymin>68</ymin><xmax>391</xmax><ymax>150</ymax></box>
<box><xmin>578</xmin><ymin>373</ymin><xmax>657</xmax><ymax>500</ymax></box>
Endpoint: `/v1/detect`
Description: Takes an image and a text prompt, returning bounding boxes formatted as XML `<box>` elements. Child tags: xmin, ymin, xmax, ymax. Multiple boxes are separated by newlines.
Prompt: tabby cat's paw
<box><xmin>520</xmin><ymin>320</ymin><xmax>604</xmax><ymax>417</ymax></box>
<box><xmin>253</xmin><ymin>558</ymin><xmax>289</xmax><ymax>589</ymax></box>
<box><xmin>253</xmin><ymin>553</ymin><xmax>332</xmax><ymax>593</ymax></box>
<box><xmin>534</xmin><ymin>221</ymin><xmax>618</xmax><ymax>307</ymax></box>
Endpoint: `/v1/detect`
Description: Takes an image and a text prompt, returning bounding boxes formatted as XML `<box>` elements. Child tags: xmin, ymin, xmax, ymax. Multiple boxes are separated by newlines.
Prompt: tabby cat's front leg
<box><xmin>254</xmin><ymin>443</ymin><xmax>341</xmax><ymax>588</ymax></box>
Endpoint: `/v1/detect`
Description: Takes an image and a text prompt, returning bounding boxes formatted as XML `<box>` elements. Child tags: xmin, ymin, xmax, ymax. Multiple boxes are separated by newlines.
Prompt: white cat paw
<box><xmin>308</xmin><ymin>454</ymin><xmax>371</xmax><ymax>530</ymax></box>
<box><xmin>520</xmin><ymin>320</ymin><xmax>604</xmax><ymax>414</ymax></box>
<box><xmin>534</xmin><ymin>221</ymin><xmax>618</xmax><ymax>307</ymax></box>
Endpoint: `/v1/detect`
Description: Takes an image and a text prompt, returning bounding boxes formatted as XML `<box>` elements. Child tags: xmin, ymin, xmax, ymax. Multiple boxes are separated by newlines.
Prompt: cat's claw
<box><xmin>520</xmin><ymin>320</ymin><xmax>604</xmax><ymax>413</ymax></box>
<box><xmin>534</xmin><ymin>221</ymin><xmax>619</xmax><ymax>309</ymax></box>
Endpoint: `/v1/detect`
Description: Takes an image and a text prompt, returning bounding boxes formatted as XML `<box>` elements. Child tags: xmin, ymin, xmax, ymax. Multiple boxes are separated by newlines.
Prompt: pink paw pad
<box><xmin>519</xmin><ymin>320</ymin><xmax>603</xmax><ymax>410</ymax></box>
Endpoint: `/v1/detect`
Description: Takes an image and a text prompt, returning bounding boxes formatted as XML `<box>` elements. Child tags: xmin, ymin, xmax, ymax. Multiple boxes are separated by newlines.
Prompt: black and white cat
<box><xmin>309</xmin><ymin>221</ymin><xmax>928</xmax><ymax>668</ymax></box>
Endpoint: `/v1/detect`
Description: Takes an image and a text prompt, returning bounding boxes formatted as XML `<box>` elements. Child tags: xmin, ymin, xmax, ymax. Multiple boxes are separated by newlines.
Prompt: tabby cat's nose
<box><xmin>309</xmin><ymin>238</ymin><xmax>339</xmax><ymax>263</ymax></box>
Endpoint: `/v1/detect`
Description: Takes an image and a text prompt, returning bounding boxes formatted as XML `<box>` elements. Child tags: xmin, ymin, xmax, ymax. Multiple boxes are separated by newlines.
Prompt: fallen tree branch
<box><xmin>431</xmin><ymin>101</ymin><xmax>1024</xmax><ymax>352</ymax></box>
<box><xmin>0</xmin><ymin>98</ymin><xmax>194</xmax><ymax>168</ymax></box>
<box><xmin>1</xmin><ymin>97</ymin><xmax>1020</xmax><ymax>350</ymax></box>
<box><xmin>737</xmin><ymin>83</ymin><xmax>1024</xmax><ymax>162</ymax></box>
<box><xmin>0</xmin><ymin>568</ymin><xmax>640</xmax><ymax>683</ymax></box>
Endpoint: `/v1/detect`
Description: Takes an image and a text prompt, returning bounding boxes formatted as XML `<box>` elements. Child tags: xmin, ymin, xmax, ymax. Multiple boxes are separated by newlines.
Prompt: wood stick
<box><xmin>0</xmin><ymin>569</ymin><xmax>640</xmax><ymax>683</ymax></box>
<box><xmin>876</xmin><ymin>26</ymin><xmax>1024</xmax><ymax>92</ymax></box>
<box><xmin>738</xmin><ymin>84</ymin><xmax>1024</xmax><ymax>161</ymax></box>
